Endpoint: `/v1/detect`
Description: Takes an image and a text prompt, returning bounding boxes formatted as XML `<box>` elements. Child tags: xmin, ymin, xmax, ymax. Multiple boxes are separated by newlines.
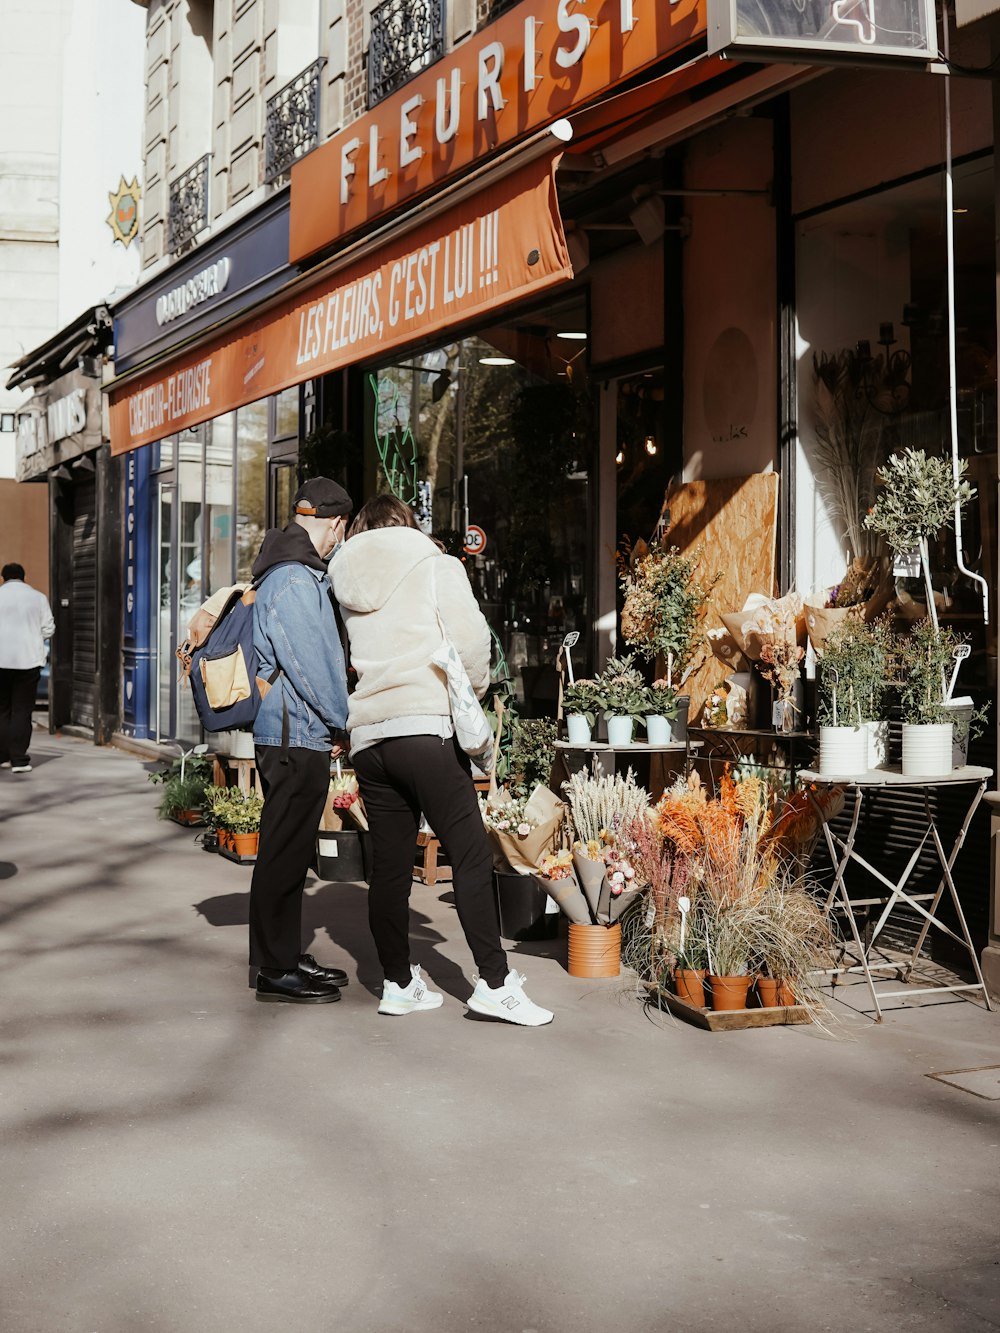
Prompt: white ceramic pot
<box><xmin>818</xmin><ymin>725</ymin><xmax>868</xmax><ymax>777</ymax></box>
<box><xmin>645</xmin><ymin>714</ymin><xmax>671</xmax><ymax>745</ymax></box>
<box><xmin>227</xmin><ymin>729</ymin><xmax>256</xmax><ymax>759</ymax></box>
<box><xmin>901</xmin><ymin>722</ymin><xmax>953</xmax><ymax>777</ymax></box>
<box><xmin>605</xmin><ymin>714</ymin><xmax>635</xmax><ymax>747</ymax></box>
<box><xmin>864</xmin><ymin>719</ymin><xmax>889</xmax><ymax>770</ymax></box>
<box><xmin>566</xmin><ymin>714</ymin><xmax>592</xmax><ymax>744</ymax></box>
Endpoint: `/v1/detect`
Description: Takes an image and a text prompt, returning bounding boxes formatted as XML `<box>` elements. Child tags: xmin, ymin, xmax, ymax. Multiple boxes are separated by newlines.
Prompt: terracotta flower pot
<box><xmin>674</xmin><ymin>968</ymin><xmax>707</xmax><ymax>1008</ymax></box>
<box><xmin>707</xmin><ymin>974</ymin><xmax>751</xmax><ymax>1012</ymax></box>
<box><xmin>776</xmin><ymin>980</ymin><xmax>798</xmax><ymax>1007</ymax></box>
<box><xmin>567</xmin><ymin>922</ymin><xmax>621</xmax><ymax>978</ymax></box>
<box><xmin>231</xmin><ymin>831</ymin><xmax>259</xmax><ymax>857</ymax></box>
<box><xmin>755</xmin><ymin>976</ymin><xmax>780</xmax><ymax>1008</ymax></box>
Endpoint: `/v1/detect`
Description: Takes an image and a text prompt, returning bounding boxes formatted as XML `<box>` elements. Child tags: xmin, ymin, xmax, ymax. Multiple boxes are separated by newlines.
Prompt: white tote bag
<box><xmin>430</xmin><ymin>563</ymin><xmax>495</xmax><ymax>772</ymax></box>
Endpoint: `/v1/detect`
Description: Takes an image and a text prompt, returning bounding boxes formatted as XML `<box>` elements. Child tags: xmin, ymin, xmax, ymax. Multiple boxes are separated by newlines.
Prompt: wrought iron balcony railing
<box><xmin>368</xmin><ymin>0</ymin><xmax>444</xmax><ymax>108</ymax></box>
<box><xmin>265</xmin><ymin>58</ymin><xmax>326</xmax><ymax>184</ymax></box>
<box><xmin>168</xmin><ymin>154</ymin><xmax>210</xmax><ymax>255</ymax></box>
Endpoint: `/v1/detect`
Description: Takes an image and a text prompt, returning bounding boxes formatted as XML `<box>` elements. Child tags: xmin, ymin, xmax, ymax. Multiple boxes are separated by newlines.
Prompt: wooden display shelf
<box><xmin>643</xmin><ymin>983</ymin><xmax>811</xmax><ymax>1031</ymax></box>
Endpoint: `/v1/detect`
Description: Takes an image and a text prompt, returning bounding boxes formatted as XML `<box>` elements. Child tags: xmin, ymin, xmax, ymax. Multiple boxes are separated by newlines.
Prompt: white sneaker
<box><xmin>467</xmin><ymin>970</ymin><xmax>553</xmax><ymax>1027</ymax></box>
<box><xmin>377</xmin><ymin>965</ymin><xmax>444</xmax><ymax>1016</ymax></box>
<box><xmin>10</xmin><ymin>764</ymin><xmax>31</xmax><ymax>773</ymax></box>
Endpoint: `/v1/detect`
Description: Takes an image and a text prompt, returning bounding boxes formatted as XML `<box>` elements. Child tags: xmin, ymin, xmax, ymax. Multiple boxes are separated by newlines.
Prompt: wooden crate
<box><xmin>413</xmin><ymin>831</ymin><xmax>452</xmax><ymax>885</ymax></box>
<box><xmin>644</xmin><ymin>983</ymin><xmax>811</xmax><ymax>1031</ymax></box>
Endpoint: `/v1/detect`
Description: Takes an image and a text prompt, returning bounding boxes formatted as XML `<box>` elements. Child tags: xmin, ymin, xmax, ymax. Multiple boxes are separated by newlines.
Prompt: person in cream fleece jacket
<box><xmin>331</xmin><ymin>495</ymin><xmax>553</xmax><ymax>1027</ymax></box>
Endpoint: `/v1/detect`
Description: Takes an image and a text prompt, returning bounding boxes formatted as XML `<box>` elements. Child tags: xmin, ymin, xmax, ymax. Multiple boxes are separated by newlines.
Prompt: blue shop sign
<box><xmin>114</xmin><ymin>195</ymin><xmax>292</xmax><ymax>373</ymax></box>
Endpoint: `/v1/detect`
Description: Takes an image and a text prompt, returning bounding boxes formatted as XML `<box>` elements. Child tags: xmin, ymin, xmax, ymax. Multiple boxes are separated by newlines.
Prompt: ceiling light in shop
<box><xmin>644</xmin><ymin>436</ymin><xmax>658</xmax><ymax>456</ymax></box>
<box><xmin>615</xmin><ymin>448</ymin><xmax>625</xmax><ymax>466</ymax></box>
<box><xmin>556</xmin><ymin>332</ymin><xmax>587</xmax><ymax>340</ymax></box>
<box><xmin>479</xmin><ymin>356</ymin><xmax>515</xmax><ymax>366</ymax></box>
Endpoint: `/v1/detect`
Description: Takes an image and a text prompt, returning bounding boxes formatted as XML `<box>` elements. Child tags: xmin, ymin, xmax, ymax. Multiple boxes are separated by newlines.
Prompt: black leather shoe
<box><xmin>255</xmin><ymin>968</ymin><xmax>341</xmax><ymax>1004</ymax></box>
<box><xmin>298</xmin><ymin>952</ymin><xmax>349</xmax><ymax>987</ymax></box>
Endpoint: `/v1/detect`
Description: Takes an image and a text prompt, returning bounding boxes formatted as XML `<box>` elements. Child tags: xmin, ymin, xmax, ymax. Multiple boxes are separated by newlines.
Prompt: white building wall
<box><xmin>0</xmin><ymin>0</ymin><xmax>145</xmax><ymax>478</ymax></box>
<box><xmin>0</xmin><ymin>0</ymin><xmax>71</xmax><ymax>476</ymax></box>
<box><xmin>58</xmin><ymin>0</ymin><xmax>146</xmax><ymax>324</ymax></box>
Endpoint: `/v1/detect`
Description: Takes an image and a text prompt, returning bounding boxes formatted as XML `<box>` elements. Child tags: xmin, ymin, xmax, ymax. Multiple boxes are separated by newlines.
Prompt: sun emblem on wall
<box><xmin>106</xmin><ymin>176</ymin><xmax>142</xmax><ymax>248</ymax></box>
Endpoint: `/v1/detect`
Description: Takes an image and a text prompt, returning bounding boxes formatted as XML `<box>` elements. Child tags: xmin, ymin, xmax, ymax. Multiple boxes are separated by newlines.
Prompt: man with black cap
<box><xmin>249</xmin><ymin>477</ymin><xmax>353</xmax><ymax>1003</ymax></box>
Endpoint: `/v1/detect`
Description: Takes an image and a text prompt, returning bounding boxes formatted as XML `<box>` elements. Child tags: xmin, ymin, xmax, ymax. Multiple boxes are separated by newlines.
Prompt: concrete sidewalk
<box><xmin>1</xmin><ymin>733</ymin><xmax>998</xmax><ymax>1333</ymax></box>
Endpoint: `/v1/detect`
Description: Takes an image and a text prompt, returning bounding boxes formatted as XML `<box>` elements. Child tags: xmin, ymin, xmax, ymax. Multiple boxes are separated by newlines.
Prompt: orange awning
<box><xmin>108</xmin><ymin>151</ymin><xmax>572</xmax><ymax>455</ymax></box>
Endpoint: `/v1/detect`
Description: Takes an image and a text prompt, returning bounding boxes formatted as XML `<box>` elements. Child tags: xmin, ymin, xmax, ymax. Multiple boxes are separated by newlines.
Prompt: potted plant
<box><xmin>863</xmin><ymin>447</ymin><xmax>976</xmax><ymax>634</ymax></box>
<box><xmin>148</xmin><ymin>749</ymin><xmax>214</xmax><ymax>826</ymax></box>
<box><xmin>506</xmin><ymin>716</ymin><xmax>558</xmax><ymax>796</ymax></box>
<box><xmin>205</xmin><ymin>787</ymin><xmax>264</xmax><ymax>858</ymax></box>
<box><xmin>815</xmin><ymin>619</ymin><xmax>891</xmax><ymax>775</ymax></box>
<box><xmin>156</xmin><ymin>773</ymin><xmax>209</xmax><ymax>826</ymax></box>
<box><xmin>562</xmin><ymin>679</ymin><xmax>600</xmax><ymax>744</ymax></box>
<box><xmin>594</xmin><ymin>654</ymin><xmax>648</xmax><ymax>747</ymax></box>
<box><xmin>643</xmin><ymin>678</ymin><xmax>678</xmax><ymax>746</ymax></box>
<box><xmin>618</xmin><ymin>541</ymin><xmax>721</xmax><ymax>691</ymax></box>
<box><xmin>895</xmin><ymin>619</ymin><xmax>960</xmax><ymax>776</ymax></box>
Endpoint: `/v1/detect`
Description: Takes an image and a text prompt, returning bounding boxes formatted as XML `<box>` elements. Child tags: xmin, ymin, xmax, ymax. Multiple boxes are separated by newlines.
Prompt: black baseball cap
<box><xmin>292</xmin><ymin>477</ymin><xmax>353</xmax><ymax>518</ymax></box>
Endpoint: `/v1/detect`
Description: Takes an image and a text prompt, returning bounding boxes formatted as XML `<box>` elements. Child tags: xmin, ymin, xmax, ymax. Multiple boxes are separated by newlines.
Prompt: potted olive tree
<box><xmin>895</xmin><ymin>620</ymin><xmax>962</xmax><ymax>776</ymax></box>
<box><xmin>864</xmin><ymin>448</ymin><xmax>976</xmax><ymax>635</ymax></box>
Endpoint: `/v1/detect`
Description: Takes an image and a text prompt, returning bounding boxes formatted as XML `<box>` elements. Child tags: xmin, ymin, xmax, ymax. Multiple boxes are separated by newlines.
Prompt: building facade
<box><xmin>112</xmin><ymin>0</ymin><xmax>1000</xmax><ymax>987</ymax></box>
<box><xmin>2</xmin><ymin>0</ymin><xmax>145</xmax><ymax>740</ymax></box>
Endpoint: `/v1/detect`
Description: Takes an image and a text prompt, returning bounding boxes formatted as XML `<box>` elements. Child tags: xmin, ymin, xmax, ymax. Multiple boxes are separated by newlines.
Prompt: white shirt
<box><xmin>0</xmin><ymin>579</ymin><xmax>55</xmax><ymax>670</ymax></box>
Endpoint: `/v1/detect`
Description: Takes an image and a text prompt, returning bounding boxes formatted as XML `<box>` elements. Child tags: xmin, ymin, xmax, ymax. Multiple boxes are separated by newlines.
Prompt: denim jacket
<box><xmin>252</xmin><ymin>563</ymin><xmax>348</xmax><ymax>751</ymax></box>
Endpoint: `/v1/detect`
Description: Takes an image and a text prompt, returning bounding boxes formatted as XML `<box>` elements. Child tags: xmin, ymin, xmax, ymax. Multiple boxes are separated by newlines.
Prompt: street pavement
<box><xmin>1</xmin><ymin>732</ymin><xmax>999</xmax><ymax>1333</ymax></box>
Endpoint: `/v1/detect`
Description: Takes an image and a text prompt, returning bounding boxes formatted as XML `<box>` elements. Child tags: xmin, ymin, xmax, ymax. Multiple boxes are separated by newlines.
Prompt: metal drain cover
<box><xmin>927</xmin><ymin>1066</ymin><xmax>1000</xmax><ymax>1100</ymax></box>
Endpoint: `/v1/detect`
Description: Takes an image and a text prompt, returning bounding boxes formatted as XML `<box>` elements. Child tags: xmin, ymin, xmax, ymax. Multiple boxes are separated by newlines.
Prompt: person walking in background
<box><xmin>0</xmin><ymin>563</ymin><xmax>54</xmax><ymax>774</ymax></box>
<box><xmin>330</xmin><ymin>494</ymin><xmax>553</xmax><ymax>1027</ymax></box>
<box><xmin>249</xmin><ymin>478</ymin><xmax>353</xmax><ymax>1005</ymax></box>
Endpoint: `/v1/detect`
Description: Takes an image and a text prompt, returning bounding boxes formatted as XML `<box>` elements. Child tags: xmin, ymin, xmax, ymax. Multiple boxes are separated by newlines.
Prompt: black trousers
<box><xmin>249</xmin><ymin>744</ymin><xmax>331</xmax><ymax>970</ymax></box>
<box><xmin>0</xmin><ymin>667</ymin><xmax>40</xmax><ymax>767</ymax></box>
<box><xmin>353</xmin><ymin>735</ymin><xmax>508</xmax><ymax>989</ymax></box>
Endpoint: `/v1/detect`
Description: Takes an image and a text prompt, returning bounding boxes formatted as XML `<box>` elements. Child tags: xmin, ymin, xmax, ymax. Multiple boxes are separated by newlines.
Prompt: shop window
<box><xmin>366</xmin><ymin>308</ymin><xmax>594</xmax><ymax>717</ymax></box>
<box><xmin>206</xmin><ymin>412</ymin><xmax>235</xmax><ymax>595</ymax></box>
<box><xmin>273</xmin><ymin>386</ymin><xmax>300</xmax><ymax>441</ymax></box>
<box><xmin>795</xmin><ymin>154</ymin><xmax>997</xmax><ymax>688</ymax></box>
<box><xmin>236</xmin><ymin>399</ymin><xmax>269</xmax><ymax>582</ymax></box>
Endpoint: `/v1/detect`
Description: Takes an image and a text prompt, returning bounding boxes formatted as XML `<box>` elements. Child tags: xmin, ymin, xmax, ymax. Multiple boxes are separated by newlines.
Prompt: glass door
<box><xmin>155</xmin><ymin>482</ymin><xmax>175</xmax><ymax>741</ymax></box>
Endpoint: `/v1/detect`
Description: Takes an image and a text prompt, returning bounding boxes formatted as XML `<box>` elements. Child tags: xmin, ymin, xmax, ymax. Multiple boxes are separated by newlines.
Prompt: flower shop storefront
<box><xmin>109</xmin><ymin>151</ymin><xmax>577</xmax><ymax>742</ymax></box>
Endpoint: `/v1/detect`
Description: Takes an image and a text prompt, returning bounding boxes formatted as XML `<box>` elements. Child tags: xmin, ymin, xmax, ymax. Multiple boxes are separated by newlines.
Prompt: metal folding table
<box><xmin>798</xmin><ymin>765</ymin><xmax>994</xmax><ymax>1021</ymax></box>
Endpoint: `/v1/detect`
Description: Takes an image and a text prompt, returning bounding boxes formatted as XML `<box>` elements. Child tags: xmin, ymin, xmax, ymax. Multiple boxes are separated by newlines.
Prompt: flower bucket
<box><xmin>670</xmin><ymin>695</ymin><xmax>690</xmax><ymax>742</ymax></box>
<box><xmin>901</xmin><ymin>723</ymin><xmax>953</xmax><ymax>777</ymax></box>
<box><xmin>818</xmin><ymin>725</ymin><xmax>867</xmax><ymax>777</ymax></box>
<box><xmin>494</xmin><ymin>871</ymin><xmax>558</xmax><ymax>941</ymax></box>
<box><xmin>707</xmin><ymin>974</ymin><xmax>751</xmax><ymax>1012</ymax></box>
<box><xmin>604</xmin><ymin>714</ymin><xmax>634</xmax><ymax>747</ymax></box>
<box><xmin>674</xmin><ymin>968</ymin><xmax>706</xmax><ymax>1007</ymax></box>
<box><xmin>567</xmin><ymin>922</ymin><xmax>621</xmax><ymax>978</ymax></box>
<box><xmin>566</xmin><ymin>714</ymin><xmax>592</xmax><ymax>744</ymax></box>
<box><xmin>644</xmin><ymin>714</ymin><xmax>671</xmax><ymax>745</ymax></box>
<box><xmin>316</xmin><ymin>830</ymin><xmax>367</xmax><ymax>881</ymax></box>
<box><xmin>864</xmin><ymin>719</ymin><xmax>889</xmax><ymax>769</ymax></box>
